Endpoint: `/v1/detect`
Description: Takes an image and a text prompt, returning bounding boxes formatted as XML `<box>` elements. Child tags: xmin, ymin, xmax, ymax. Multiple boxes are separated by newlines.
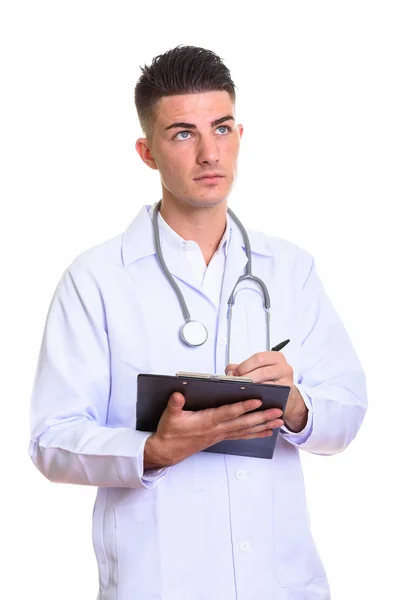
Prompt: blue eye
<box><xmin>175</xmin><ymin>131</ymin><xmax>191</xmax><ymax>140</ymax></box>
<box><xmin>216</xmin><ymin>125</ymin><xmax>231</xmax><ymax>135</ymax></box>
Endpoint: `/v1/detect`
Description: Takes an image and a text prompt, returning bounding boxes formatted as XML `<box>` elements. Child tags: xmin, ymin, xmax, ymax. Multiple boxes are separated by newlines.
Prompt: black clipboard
<box><xmin>136</xmin><ymin>373</ymin><xmax>290</xmax><ymax>459</ymax></box>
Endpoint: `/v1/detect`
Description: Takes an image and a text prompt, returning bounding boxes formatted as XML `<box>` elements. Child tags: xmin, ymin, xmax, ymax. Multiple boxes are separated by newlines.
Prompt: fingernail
<box><xmin>227</xmin><ymin>370</ymin><xmax>233</xmax><ymax>376</ymax></box>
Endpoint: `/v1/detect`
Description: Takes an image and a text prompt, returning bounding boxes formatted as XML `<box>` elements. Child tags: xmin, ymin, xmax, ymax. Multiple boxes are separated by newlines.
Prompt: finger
<box><xmin>225</xmin><ymin>418</ymin><xmax>284</xmax><ymax>439</ymax></box>
<box><xmin>226</xmin><ymin>429</ymin><xmax>274</xmax><ymax>440</ymax></box>
<box><xmin>222</xmin><ymin>409</ymin><xmax>284</xmax><ymax>433</ymax></box>
<box><xmin>212</xmin><ymin>399</ymin><xmax>262</xmax><ymax>424</ymax></box>
<box><xmin>234</xmin><ymin>418</ymin><xmax>284</xmax><ymax>432</ymax></box>
<box><xmin>225</xmin><ymin>363</ymin><xmax>238</xmax><ymax>376</ymax></box>
<box><xmin>239</xmin><ymin>418</ymin><xmax>284</xmax><ymax>431</ymax></box>
<box><xmin>233</xmin><ymin>351</ymin><xmax>283</xmax><ymax>377</ymax></box>
<box><xmin>239</xmin><ymin>365</ymin><xmax>283</xmax><ymax>384</ymax></box>
<box><xmin>166</xmin><ymin>392</ymin><xmax>186</xmax><ymax>414</ymax></box>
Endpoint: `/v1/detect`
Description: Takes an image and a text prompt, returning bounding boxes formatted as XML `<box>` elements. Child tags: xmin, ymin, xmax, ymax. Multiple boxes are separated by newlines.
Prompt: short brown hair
<box><xmin>134</xmin><ymin>45</ymin><xmax>236</xmax><ymax>137</ymax></box>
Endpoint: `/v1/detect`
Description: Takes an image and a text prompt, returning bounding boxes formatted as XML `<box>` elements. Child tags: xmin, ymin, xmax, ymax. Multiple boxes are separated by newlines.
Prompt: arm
<box><xmin>282</xmin><ymin>385</ymin><xmax>309</xmax><ymax>433</ymax></box>
<box><xmin>29</xmin><ymin>259</ymin><xmax>166</xmax><ymax>489</ymax></box>
<box><xmin>282</xmin><ymin>252</ymin><xmax>367</xmax><ymax>454</ymax></box>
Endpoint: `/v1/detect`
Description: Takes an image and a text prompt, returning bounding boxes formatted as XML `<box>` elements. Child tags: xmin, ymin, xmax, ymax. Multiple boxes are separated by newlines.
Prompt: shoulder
<box><xmin>53</xmin><ymin>234</ymin><xmax>125</xmax><ymax>297</ymax></box>
<box><xmin>247</xmin><ymin>229</ymin><xmax>318</xmax><ymax>291</ymax></box>
<box><xmin>248</xmin><ymin>228</ymin><xmax>314</xmax><ymax>266</ymax></box>
<box><xmin>67</xmin><ymin>234</ymin><xmax>124</xmax><ymax>276</ymax></box>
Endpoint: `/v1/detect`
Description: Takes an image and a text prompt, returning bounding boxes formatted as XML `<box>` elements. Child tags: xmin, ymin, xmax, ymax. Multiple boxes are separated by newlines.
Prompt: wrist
<box><xmin>144</xmin><ymin>434</ymin><xmax>169</xmax><ymax>470</ymax></box>
<box><xmin>284</xmin><ymin>386</ymin><xmax>308</xmax><ymax>433</ymax></box>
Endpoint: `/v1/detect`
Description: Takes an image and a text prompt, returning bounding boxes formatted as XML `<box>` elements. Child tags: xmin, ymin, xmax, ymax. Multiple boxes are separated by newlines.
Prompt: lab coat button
<box><xmin>235</xmin><ymin>470</ymin><xmax>247</xmax><ymax>480</ymax></box>
<box><xmin>240</xmin><ymin>540</ymin><xmax>251</xmax><ymax>552</ymax></box>
<box><xmin>218</xmin><ymin>335</ymin><xmax>227</xmax><ymax>345</ymax></box>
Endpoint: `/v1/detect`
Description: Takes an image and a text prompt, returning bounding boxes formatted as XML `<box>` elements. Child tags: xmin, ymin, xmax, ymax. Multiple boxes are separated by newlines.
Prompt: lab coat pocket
<box><xmin>273</xmin><ymin>480</ymin><xmax>327</xmax><ymax>587</ymax></box>
<box><xmin>114</xmin><ymin>489</ymin><xmax>207</xmax><ymax>598</ymax></box>
<box><xmin>92</xmin><ymin>495</ymin><xmax>110</xmax><ymax>590</ymax></box>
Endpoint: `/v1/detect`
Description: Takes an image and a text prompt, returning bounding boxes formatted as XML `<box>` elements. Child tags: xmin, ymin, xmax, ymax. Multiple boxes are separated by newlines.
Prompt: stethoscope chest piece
<box><xmin>180</xmin><ymin>320</ymin><xmax>208</xmax><ymax>347</ymax></box>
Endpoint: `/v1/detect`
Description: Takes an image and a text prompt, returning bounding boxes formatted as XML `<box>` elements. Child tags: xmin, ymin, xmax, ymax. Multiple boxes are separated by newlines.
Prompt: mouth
<box><xmin>194</xmin><ymin>174</ymin><xmax>225</xmax><ymax>184</ymax></box>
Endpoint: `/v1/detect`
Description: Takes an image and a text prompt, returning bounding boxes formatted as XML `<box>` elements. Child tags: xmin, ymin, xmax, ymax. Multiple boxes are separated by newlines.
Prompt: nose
<box><xmin>196</xmin><ymin>135</ymin><xmax>219</xmax><ymax>166</ymax></box>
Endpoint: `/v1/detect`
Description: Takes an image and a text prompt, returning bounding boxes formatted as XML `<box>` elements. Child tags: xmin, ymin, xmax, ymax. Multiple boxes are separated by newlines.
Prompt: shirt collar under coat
<box><xmin>121</xmin><ymin>204</ymin><xmax>273</xmax><ymax>268</ymax></box>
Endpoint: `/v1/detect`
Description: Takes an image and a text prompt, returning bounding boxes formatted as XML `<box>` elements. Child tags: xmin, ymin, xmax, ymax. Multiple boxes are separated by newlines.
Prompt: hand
<box><xmin>225</xmin><ymin>351</ymin><xmax>308</xmax><ymax>433</ymax></box>
<box><xmin>144</xmin><ymin>392</ymin><xmax>284</xmax><ymax>469</ymax></box>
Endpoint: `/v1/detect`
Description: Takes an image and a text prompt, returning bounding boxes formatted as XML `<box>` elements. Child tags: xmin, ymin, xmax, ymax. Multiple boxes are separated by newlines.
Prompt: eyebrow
<box><xmin>165</xmin><ymin>114</ymin><xmax>235</xmax><ymax>131</ymax></box>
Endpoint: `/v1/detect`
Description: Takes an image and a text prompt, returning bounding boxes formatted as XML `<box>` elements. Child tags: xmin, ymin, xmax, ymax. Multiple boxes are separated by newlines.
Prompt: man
<box><xmin>29</xmin><ymin>46</ymin><xmax>367</xmax><ymax>599</ymax></box>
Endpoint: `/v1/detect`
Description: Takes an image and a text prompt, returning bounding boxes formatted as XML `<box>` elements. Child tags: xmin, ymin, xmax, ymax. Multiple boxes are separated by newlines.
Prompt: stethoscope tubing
<box><xmin>152</xmin><ymin>200</ymin><xmax>271</xmax><ymax>357</ymax></box>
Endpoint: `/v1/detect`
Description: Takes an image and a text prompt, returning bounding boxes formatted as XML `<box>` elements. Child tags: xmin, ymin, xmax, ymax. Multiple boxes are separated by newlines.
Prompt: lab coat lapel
<box><xmin>158</xmin><ymin>243</ymin><xmax>203</xmax><ymax>293</ymax></box>
<box><xmin>122</xmin><ymin>205</ymin><xmax>204</xmax><ymax>294</ymax></box>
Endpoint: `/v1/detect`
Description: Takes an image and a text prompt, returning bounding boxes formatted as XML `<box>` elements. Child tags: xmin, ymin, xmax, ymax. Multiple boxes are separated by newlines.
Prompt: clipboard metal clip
<box><xmin>176</xmin><ymin>371</ymin><xmax>253</xmax><ymax>383</ymax></box>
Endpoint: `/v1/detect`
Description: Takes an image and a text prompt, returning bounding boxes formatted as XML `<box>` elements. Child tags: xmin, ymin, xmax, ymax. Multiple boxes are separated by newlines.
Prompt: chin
<box><xmin>185</xmin><ymin>197</ymin><xmax>227</xmax><ymax>209</ymax></box>
<box><xmin>184</xmin><ymin>185</ymin><xmax>233</xmax><ymax>208</ymax></box>
<box><xmin>163</xmin><ymin>178</ymin><xmax>234</xmax><ymax>210</ymax></box>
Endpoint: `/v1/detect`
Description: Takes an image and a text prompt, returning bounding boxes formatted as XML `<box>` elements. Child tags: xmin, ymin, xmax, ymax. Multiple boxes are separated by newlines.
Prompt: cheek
<box><xmin>231</xmin><ymin>141</ymin><xmax>240</xmax><ymax>163</ymax></box>
<box><xmin>159</xmin><ymin>158</ymin><xmax>190</xmax><ymax>191</ymax></box>
<box><xmin>164</xmin><ymin>159</ymin><xmax>186</xmax><ymax>180</ymax></box>
<box><xmin>221</xmin><ymin>140</ymin><xmax>240</xmax><ymax>167</ymax></box>
<box><xmin>157</xmin><ymin>149</ymin><xmax>194</xmax><ymax>186</ymax></box>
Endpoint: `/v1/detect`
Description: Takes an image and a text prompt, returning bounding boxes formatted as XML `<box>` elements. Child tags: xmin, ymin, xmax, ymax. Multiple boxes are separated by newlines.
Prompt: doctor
<box><xmin>29</xmin><ymin>45</ymin><xmax>367</xmax><ymax>600</ymax></box>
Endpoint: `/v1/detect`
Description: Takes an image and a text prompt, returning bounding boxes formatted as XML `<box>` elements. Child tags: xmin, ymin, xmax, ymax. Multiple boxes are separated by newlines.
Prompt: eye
<box><xmin>216</xmin><ymin>125</ymin><xmax>232</xmax><ymax>135</ymax></box>
<box><xmin>174</xmin><ymin>131</ymin><xmax>192</xmax><ymax>141</ymax></box>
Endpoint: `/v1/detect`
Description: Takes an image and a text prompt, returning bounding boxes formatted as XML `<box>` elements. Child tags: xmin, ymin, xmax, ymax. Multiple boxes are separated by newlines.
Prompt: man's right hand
<box><xmin>143</xmin><ymin>392</ymin><xmax>284</xmax><ymax>469</ymax></box>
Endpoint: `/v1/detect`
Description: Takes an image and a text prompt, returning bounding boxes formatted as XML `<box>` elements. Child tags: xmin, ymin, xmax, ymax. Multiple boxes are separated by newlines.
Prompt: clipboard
<box><xmin>136</xmin><ymin>372</ymin><xmax>291</xmax><ymax>459</ymax></box>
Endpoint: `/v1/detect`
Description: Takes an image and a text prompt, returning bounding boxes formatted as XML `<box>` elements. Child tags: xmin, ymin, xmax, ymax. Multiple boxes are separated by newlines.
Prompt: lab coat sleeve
<box><xmin>281</xmin><ymin>252</ymin><xmax>367</xmax><ymax>454</ymax></box>
<box><xmin>29</xmin><ymin>259</ymin><xmax>168</xmax><ymax>488</ymax></box>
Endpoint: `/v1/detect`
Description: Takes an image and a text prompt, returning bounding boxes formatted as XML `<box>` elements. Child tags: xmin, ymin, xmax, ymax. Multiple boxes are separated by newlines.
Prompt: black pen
<box><xmin>271</xmin><ymin>339</ymin><xmax>290</xmax><ymax>352</ymax></box>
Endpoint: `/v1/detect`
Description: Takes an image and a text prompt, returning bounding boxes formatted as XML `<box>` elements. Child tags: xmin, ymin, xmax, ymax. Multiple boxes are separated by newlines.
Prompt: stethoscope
<box><xmin>152</xmin><ymin>200</ymin><xmax>271</xmax><ymax>364</ymax></box>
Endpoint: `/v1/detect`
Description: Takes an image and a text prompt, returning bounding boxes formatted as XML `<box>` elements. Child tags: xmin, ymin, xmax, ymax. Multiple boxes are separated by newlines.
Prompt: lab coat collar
<box><xmin>148</xmin><ymin>202</ymin><xmax>231</xmax><ymax>258</ymax></box>
<box><xmin>121</xmin><ymin>204</ymin><xmax>273</xmax><ymax>267</ymax></box>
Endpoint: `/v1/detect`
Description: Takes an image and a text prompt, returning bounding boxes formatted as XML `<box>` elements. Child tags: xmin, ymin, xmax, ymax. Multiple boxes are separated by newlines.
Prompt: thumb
<box><xmin>167</xmin><ymin>392</ymin><xmax>185</xmax><ymax>414</ymax></box>
<box><xmin>225</xmin><ymin>364</ymin><xmax>239</xmax><ymax>376</ymax></box>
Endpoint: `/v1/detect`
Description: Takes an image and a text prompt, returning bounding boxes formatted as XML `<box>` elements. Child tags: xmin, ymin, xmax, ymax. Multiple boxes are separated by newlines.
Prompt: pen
<box><xmin>271</xmin><ymin>339</ymin><xmax>290</xmax><ymax>352</ymax></box>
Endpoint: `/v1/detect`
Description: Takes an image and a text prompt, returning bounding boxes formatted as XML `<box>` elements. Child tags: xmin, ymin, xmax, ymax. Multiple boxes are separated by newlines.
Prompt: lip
<box><xmin>194</xmin><ymin>174</ymin><xmax>225</xmax><ymax>181</ymax></box>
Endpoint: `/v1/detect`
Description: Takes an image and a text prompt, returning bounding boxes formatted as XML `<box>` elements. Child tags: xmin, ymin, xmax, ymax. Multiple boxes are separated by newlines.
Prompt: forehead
<box><xmin>154</xmin><ymin>91</ymin><xmax>235</xmax><ymax>127</ymax></box>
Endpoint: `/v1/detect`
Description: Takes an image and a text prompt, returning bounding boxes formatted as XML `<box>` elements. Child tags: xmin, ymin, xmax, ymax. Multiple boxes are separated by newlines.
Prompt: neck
<box><xmin>159</xmin><ymin>197</ymin><xmax>228</xmax><ymax>266</ymax></box>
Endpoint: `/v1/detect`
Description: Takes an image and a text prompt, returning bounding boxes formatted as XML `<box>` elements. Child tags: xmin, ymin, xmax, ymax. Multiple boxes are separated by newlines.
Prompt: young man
<box><xmin>29</xmin><ymin>46</ymin><xmax>367</xmax><ymax>599</ymax></box>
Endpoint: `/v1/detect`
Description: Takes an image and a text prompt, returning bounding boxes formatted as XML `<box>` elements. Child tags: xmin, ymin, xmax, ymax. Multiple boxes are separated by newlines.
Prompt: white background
<box><xmin>1</xmin><ymin>1</ymin><xmax>399</xmax><ymax>598</ymax></box>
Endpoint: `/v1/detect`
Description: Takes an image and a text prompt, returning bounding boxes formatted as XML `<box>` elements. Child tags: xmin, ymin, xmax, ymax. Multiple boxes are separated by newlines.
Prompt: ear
<box><xmin>135</xmin><ymin>137</ymin><xmax>159</xmax><ymax>171</ymax></box>
<box><xmin>238</xmin><ymin>124</ymin><xmax>244</xmax><ymax>139</ymax></box>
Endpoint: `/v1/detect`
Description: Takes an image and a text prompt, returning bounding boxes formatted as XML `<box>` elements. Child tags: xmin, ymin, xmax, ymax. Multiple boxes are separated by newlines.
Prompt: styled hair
<box><xmin>134</xmin><ymin>45</ymin><xmax>236</xmax><ymax>137</ymax></box>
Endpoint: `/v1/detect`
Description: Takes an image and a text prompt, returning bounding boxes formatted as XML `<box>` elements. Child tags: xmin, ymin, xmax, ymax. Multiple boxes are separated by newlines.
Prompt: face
<box><xmin>136</xmin><ymin>91</ymin><xmax>243</xmax><ymax>209</ymax></box>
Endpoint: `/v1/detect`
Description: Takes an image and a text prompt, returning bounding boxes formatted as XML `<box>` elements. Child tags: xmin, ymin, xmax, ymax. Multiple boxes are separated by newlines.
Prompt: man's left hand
<box><xmin>225</xmin><ymin>351</ymin><xmax>308</xmax><ymax>433</ymax></box>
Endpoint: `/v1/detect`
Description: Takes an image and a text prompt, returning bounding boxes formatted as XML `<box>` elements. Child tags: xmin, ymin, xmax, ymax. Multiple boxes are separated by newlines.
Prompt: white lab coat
<box><xmin>29</xmin><ymin>205</ymin><xmax>367</xmax><ymax>600</ymax></box>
